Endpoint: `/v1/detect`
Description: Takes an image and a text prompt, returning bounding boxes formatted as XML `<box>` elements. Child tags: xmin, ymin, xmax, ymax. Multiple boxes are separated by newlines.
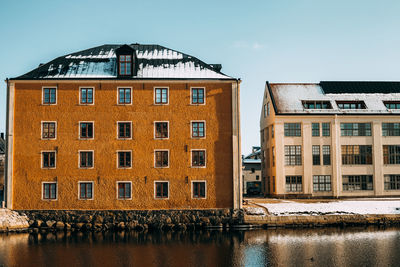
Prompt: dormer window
<box><xmin>119</xmin><ymin>55</ymin><xmax>132</xmax><ymax>75</ymax></box>
<box><xmin>336</xmin><ymin>101</ymin><xmax>366</xmax><ymax>109</ymax></box>
<box><xmin>383</xmin><ymin>101</ymin><xmax>400</xmax><ymax>109</ymax></box>
<box><xmin>302</xmin><ymin>101</ymin><xmax>332</xmax><ymax>109</ymax></box>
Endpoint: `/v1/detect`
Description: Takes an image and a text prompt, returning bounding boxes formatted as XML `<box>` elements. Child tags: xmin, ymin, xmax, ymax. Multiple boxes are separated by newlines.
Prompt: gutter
<box><xmin>4</xmin><ymin>78</ymin><xmax>9</xmax><ymax>208</ymax></box>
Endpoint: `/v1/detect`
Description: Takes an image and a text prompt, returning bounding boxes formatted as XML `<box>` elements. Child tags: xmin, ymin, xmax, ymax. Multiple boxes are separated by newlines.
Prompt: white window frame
<box><xmin>42</xmin><ymin>86</ymin><xmax>57</xmax><ymax>105</ymax></box>
<box><xmin>154</xmin><ymin>149</ymin><xmax>170</xmax><ymax>168</ymax></box>
<box><xmin>79</xmin><ymin>121</ymin><xmax>95</xmax><ymax>140</ymax></box>
<box><xmin>190</xmin><ymin>87</ymin><xmax>206</xmax><ymax>105</ymax></box>
<box><xmin>78</xmin><ymin>150</ymin><xmax>94</xmax><ymax>169</ymax></box>
<box><xmin>117</xmin><ymin>87</ymin><xmax>133</xmax><ymax>105</ymax></box>
<box><xmin>154</xmin><ymin>121</ymin><xmax>169</xmax><ymax>139</ymax></box>
<box><xmin>190</xmin><ymin>149</ymin><xmax>207</xmax><ymax>168</ymax></box>
<box><xmin>191</xmin><ymin>180</ymin><xmax>207</xmax><ymax>199</ymax></box>
<box><xmin>116</xmin><ymin>181</ymin><xmax>132</xmax><ymax>200</ymax></box>
<box><xmin>41</xmin><ymin>181</ymin><xmax>58</xmax><ymax>201</ymax></box>
<box><xmin>79</xmin><ymin>86</ymin><xmax>95</xmax><ymax>105</ymax></box>
<box><xmin>154</xmin><ymin>181</ymin><xmax>170</xmax><ymax>200</ymax></box>
<box><xmin>41</xmin><ymin>121</ymin><xmax>57</xmax><ymax>140</ymax></box>
<box><xmin>190</xmin><ymin>120</ymin><xmax>206</xmax><ymax>139</ymax></box>
<box><xmin>78</xmin><ymin>181</ymin><xmax>94</xmax><ymax>200</ymax></box>
<box><xmin>154</xmin><ymin>87</ymin><xmax>169</xmax><ymax>105</ymax></box>
<box><xmin>117</xmin><ymin>121</ymin><xmax>133</xmax><ymax>140</ymax></box>
<box><xmin>117</xmin><ymin>150</ymin><xmax>133</xmax><ymax>169</ymax></box>
<box><xmin>41</xmin><ymin>150</ymin><xmax>57</xmax><ymax>169</ymax></box>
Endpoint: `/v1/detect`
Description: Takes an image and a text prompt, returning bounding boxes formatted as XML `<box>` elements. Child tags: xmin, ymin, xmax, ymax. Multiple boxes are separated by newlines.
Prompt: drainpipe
<box><xmin>4</xmin><ymin>78</ymin><xmax>9</xmax><ymax>208</ymax></box>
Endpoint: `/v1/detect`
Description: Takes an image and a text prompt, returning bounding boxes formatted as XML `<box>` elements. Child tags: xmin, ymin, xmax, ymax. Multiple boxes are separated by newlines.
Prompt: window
<box><xmin>155</xmin><ymin>181</ymin><xmax>169</xmax><ymax>199</ymax></box>
<box><xmin>80</xmin><ymin>151</ymin><xmax>93</xmax><ymax>168</ymax></box>
<box><xmin>272</xmin><ymin>147</ymin><xmax>275</xmax><ymax>167</ymax></box>
<box><xmin>266</xmin><ymin>126</ymin><xmax>269</xmax><ymax>140</ymax></box>
<box><xmin>155</xmin><ymin>88</ymin><xmax>168</xmax><ymax>104</ymax></box>
<box><xmin>80</xmin><ymin>122</ymin><xmax>94</xmax><ymax>139</ymax></box>
<box><xmin>341</xmin><ymin>145</ymin><xmax>372</xmax><ymax>165</ymax></box>
<box><xmin>382</xmin><ymin>123</ymin><xmax>400</xmax><ymax>136</ymax></box>
<box><xmin>192</xmin><ymin>181</ymin><xmax>206</xmax><ymax>198</ymax></box>
<box><xmin>118</xmin><ymin>88</ymin><xmax>131</xmax><ymax>104</ymax></box>
<box><xmin>43</xmin><ymin>182</ymin><xmax>57</xmax><ymax>200</ymax></box>
<box><xmin>251</xmin><ymin>168</ymin><xmax>255</xmax><ymax>173</ymax></box>
<box><xmin>266</xmin><ymin>148</ymin><xmax>270</xmax><ymax>168</ymax></box>
<box><xmin>117</xmin><ymin>182</ymin><xmax>131</xmax><ymax>199</ymax></box>
<box><xmin>272</xmin><ymin>176</ymin><xmax>275</xmax><ymax>192</ymax></box>
<box><xmin>312</xmin><ymin>145</ymin><xmax>320</xmax><ymax>165</ymax></box>
<box><xmin>271</xmin><ymin>125</ymin><xmax>274</xmax><ymax>138</ymax></box>
<box><xmin>383</xmin><ymin>145</ymin><xmax>400</xmax><ymax>164</ymax></box>
<box><xmin>80</xmin><ymin>88</ymin><xmax>94</xmax><ymax>104</ymax></box>
<box><xmin>192</xmin><ymin>150</ymin><xmax>206</xmax><ymax>167</ymax></box>
<box><xmin>313</xmin><ymin>175</ymin><xmax>331</xmax><ymax>191</ymax></box>
<box><xmin>312</xmin><ymin>123</ymin><xmax>320</xmax><ymax>136</ymax></box>
<box><xmin>263</xmin><ymin>104</ymin><xmax>267</xmax><ymax>118</ymax></box>
<box><xmin>323</xmin><ymin>145</ymin><xmax>331</xmax><ymax>165</ymax></box>
<box><xmin>383</xmin><ymin>101</ymin><xmax>400</xmax><ymax>109</ymax></box>
<box><xmin>191</xmin><ymin>88</ymin><xmax>205</xmax><ymax>104</ymax></box>
<box><xmin>322</xmin><ymin>123</ymin><xmax>330</xmax><ymax>137</ymax></box>
<box><xmin>284</xmin><ymin>145</ymin><xmax>302</xmax><ymax>165</ymax></box>
<box><xmin>119</xmin><ymin>55</ymin><xmax>132</xmax><ymax>76</ymax></box>
<box><xmin>384</xmin><ymin>175</ymin><xmax>400</xmax><ymax>190</ymax></box>
<box><xmin>43</xmin><ymin>87</ymin><xmax>56</xmax><ymax>104</ymax></box>
<box><xmin>79</xmin><ymin>182</ymin><xmax>93</xmax><ymax>200</ymax></box>
<box><xmin>302</xmin><ymin>101</ymin><xmax>332</xmax><ymax>109</ymax></box>
<box><xmin>336</xmin><ymin>101</ymin><xmax>366</xmax><ymax>109</ymax></box>
<box><xmin>155</xmin><ymin>150</ymin><xmax>169</xmax><ymax>168</ymax></box>
<box><xmin>42</xmin><ymin>122</ymin><xmax>56</xmax><ymax>139</ymax></box>
<box><xmin>286</xmin><ymin>176</ymin><xmax>302</xmax><ymax>192</ymax></box>
<box><xmin>155</xmin><ymin>122</ymin><xmax>169</xmax><ymax>139</ymax></box>
<box><xmin>118</xmin><ymin>122</ymin><xmax>131</xmax><ymax>139</ymax></box>
<box><xmin>343</xmin><ymin>175</ymin><xmax>373</xmax><ymax>191</ymax></box>
<box><xmin>192</xmin><ymin>121</ymin><xmax>205</xmax><ymax>138</ymax></box>
<box><xmin>340</xmin><ymin>123</ymin><xmax>371</xmax><ymax>136</ymax></box>
<box><xmin>261</xmin><ymin>129</ymin><xmax>264</xmax><ymax>143</ymax></box>
<box><xmin>284</xmin><ymin>123</ymin><xmax>301</xmax><ymax>137</ymax></box>
<box><xmin>42</xmin><ymin>151</ymin><xmax>56</xmax><ymax>168</ymax></box>
<box><xmin>118</xmin><ymin>151</ymin><xmax>132</xmax><ymax>168</ymax></box>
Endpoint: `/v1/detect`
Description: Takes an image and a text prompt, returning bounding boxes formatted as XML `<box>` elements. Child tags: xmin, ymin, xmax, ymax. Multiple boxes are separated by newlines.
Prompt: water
<box><xmin>0</xmin><ymin>227</ymin><xmax>399</xmax><ymax>267</ymax></box>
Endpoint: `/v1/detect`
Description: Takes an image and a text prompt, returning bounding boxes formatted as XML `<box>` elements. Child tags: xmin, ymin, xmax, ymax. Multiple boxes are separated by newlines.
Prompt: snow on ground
<box><xmin>258</xmin><ymin>199</ymin><xmax>400</xmax><ymax>216</ymax></box>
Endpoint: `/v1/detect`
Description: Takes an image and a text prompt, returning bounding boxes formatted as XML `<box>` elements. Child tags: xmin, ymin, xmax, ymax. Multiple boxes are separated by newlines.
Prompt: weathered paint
<box><xmin>9</xmin><ymin>81</ymin><xmax>239</xmax><ymax>210</ymax></box>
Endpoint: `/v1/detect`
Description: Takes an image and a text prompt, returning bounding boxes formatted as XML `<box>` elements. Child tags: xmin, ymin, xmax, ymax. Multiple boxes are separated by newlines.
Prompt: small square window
<box><xmin>192</xmin><ymin>150</ymin><xmax>206</xmax><ymax>167</ymax></box>
<box><xmin>155</xmin><ymin>122</ymin><xmax>169</xmax><ymax>139</ymax></box>
<box><xmin>118</xmin><ymin>88</ymin><xmax>131</xmax><ymax>104</ymax></box>
<box><xmin>117</xmin><ymin>182</ymin><xmax>132</xmax><ymax>199</ymax></box>
<box><xmin>80</xmin><ymin>151</ymin><xmax>93</xmax><ymax>168</ymax></box>
<box><xmin>80</xmin><ymin>122</ymin><xmax>94</xmax><ymax>139</ymax></box>
<box><xmin>191</xmin><ymin>88</ymin><xmax>205</xmax><ymax>104</ymax></box>
<box><xmin>192</xmin><ymin>121</ymin><xmax>205</xmax><ymax>138</ymax></box>
<box><xmin>155</xmin><ymin>88</ymin><xmax>168</xmax><ymax>104</ymax></box>
<box><xmin>118</xmin><ymin>151</ymin><xmax>132</xmax><ymax>168</ymax></box>
<box><xmin>118</xmin><ymin>122</ymin><xmax>132</xmax><ymax>139</ymax></box>
<box><xmin>79</xmin><ymin>182</ymin><xmax>93</xmax><ymax>200</ymax></box>
<box><xmin>43</xmin><ymin>182</ymin><xmax>57</xmax><ymax>200</ymax></box>
<box><xmin>42</xmin><ymin>151</ymin><xmax>56</xmax><ymax>168</ymax></box>
<box><xmin>155</xmin><ymin>182</ymin><xmax>169</xmax><ymax>199</ymax></box>
<box><xmin>192</xmin><ymin>181</ymin><xmax>206</xmax><ymax>199</ymax></box>
<box><xmin>42</xmin><ymin>122</ymin><xmax>56</xmax><ymax>139</ymax></box>
<box><xmin>155</xmin><ymin>150</ymin><xmax>169</xmax><ymax>168</ymax></box>
<box><xmin>80</xmin><ymin>88</ymin><xmax>94</xmax><ymax>104</ymax></box>
<box><xmin>43</xmin><ymin>88</ymin><xmax>56</xmax><ymax>104</ymax></box>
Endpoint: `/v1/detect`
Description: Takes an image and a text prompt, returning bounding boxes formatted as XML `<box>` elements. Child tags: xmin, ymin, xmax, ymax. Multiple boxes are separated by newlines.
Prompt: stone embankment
<box><xmin>0</xmin><ymin>209</ymin><xmax>29</xmax><ymax>232</ymax></box>
<box><xmin>10</xmin><ymin>209</ymin><xmax>244</xmax><ymax>233</ymax></box>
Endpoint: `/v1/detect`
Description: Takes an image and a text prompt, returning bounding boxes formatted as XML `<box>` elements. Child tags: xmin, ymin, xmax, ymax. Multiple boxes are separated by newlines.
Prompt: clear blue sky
<box><xmin>1</xmin><ymin>0</ymin><xmax>400</xmax><ymax>154</ymax></box>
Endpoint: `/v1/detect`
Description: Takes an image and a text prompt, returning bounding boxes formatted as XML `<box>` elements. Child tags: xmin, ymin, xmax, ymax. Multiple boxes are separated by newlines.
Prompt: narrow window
<box><xmin>267</xmin><ymin>102</ymin><xmax>270</xmax><ymax>116</ymax></box>
<box><xmin>192</xmin><ymin>181</ymin><xmax>206</xmax><ymax>198</ymax></box>
<box><xmin>312</xmin><ymin>123</ymin><xmax>320</xmax><ymax>137</ymax></box>
<box><xmin>42</xmin><ymin>152</ymin><xmax>56</xmax><ymax>168</ymax></box>
<box><xmin>322</xmin><ymin>123</ymin><xmax>330</xmax><ymax>137</ymax></box>
<box><xmin>192</xmin><ymin>150</ymin><xmax>206</xmax><ymax>167</ymax></box>
<box><xmin>312</xmin><ymin>145</ymin><xmax>320</xmax><ymax>165</ymax></box>
<box><xmin>80</xmin><ymin>88</ymin><xmax>93</xmax><ymax>104</ymax></box>
<box><xmin>43</xmin><ymin>88</ymin><xmax>56</xmax><ymax>104</ymax></box>
<box><xmin>323</xmin><ymin>145</ymin><xmax>331</xmax><ymax>165</ymax></box>
<box><xmin>79</xmin><ymin>182</ymin><xmax>93</xmax><ymax>199</ymax></box>
<box><xmin>80</xmin><ymin>122</ymin><xmax>94</xmax><ymax>139</ymax></box>
<box><xmin>119</xmin><ymin>55</ymin><xmax>132</xmax><ymax>76</ymax></box>
<box><xmin>80</xmin><ymin>151</ymin><xmax>93</xmax><ymax>168</ymax></box>
<box><xmin>42</xmin><ymin>122</ymin><xmax>56</xmax><ymax>139</ymax></box>
<box><xmin>118</xmin><ymin>88</ymin><xmax>131</xmax><ymax>104</ymax></box>
<box><xmin>43</xmin><ymin>183</ymin><xmax>57</xmax><ymax>200</ymax></box>
<box><xmin>191</xmin><ymin>88</ymin><xmax>205</xmax><ymax>104</ymax></box>
<box><xmin>271</xmin><ymin>125</ymin><xmax>274</xmax><ymax>138</ymax></box>
<box><xmin>155</xmin><ymin>88</ymin><xmax>168</xmax><ymax>104</ymax></box>
<box><xmin>272</xmin><ymin>147</ymin><xmax>275</xmax><ymax>167</ymax></box>
<box><xmin>155</xmin><ymin>122</ymin><xmax>169</xmax><ymax>139</ymax></box>
<box><xmin>117</xmin><ymin>182</ymin><xmax>131</xmax><ymax>199</ymax></box>
<box><xmin>192</xmin><ymin>122</ymin><xmax>205</xmax><ymax>138</ymax></box>
<box><xmin>118</xmin><ymin>151</ymin><xmax>132</xmax><ymax>168</ymax></box>
<box><xmin>118</xmin><ymin>122</ymin><xmax>131</xmax><ymax>139</ymax></box>
<box><xmin>155</xmin><ymin>182</ymin><xmax>169</xmax><ymax>199</ymax></box>
<box><xmin>155</xmin><ymin>150</ymin><xmax>169</xmax><ymax>167</ymax></box>
<box><xmin>263</xmin><ymin>104</ymin><xmax>267</xmax><ymax>118</ymax></box>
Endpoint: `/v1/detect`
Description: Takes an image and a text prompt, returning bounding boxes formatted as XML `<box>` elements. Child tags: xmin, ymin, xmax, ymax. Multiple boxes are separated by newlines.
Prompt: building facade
<box><xmin>242</xmin><ymin>146</ymin><xmax>262</xmax><ymax>196</ymax></box>
<box><xmin>5</xmin><ymin>44</ymin><xmax>241</xmax><ymax>210</ymax></box>
<box><xmin>261</xmin><ymin>81</ymin><xmax>400</xmax><ymax>198</ymax></box>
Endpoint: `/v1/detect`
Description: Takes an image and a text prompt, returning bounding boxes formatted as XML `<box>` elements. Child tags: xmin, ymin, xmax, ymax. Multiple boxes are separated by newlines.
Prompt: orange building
<box><xmin>5</xmin><ymin>44</ymin><xmax>241</xmax><ymax>210</ymax></box>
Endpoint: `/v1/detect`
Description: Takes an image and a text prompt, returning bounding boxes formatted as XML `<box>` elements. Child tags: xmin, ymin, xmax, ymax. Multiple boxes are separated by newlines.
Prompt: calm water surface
<box><xmin>0</xmin><ymin>227</ymin><xmax>399</xmax><ymax>267</ymax></box>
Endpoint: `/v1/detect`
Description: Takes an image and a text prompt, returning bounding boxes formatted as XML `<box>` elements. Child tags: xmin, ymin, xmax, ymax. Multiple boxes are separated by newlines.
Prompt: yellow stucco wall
<box><xmin>11</xmin><ymin>81</ymin><xmax>234</xmax><ymax>210</ymax></box>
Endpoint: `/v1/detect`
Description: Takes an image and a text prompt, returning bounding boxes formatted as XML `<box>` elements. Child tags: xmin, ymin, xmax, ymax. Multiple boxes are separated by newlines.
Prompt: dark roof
<box><xmin>320</xmin><ymin>81</ymin><xmax>400</xmax><ymax>94</ymax></box>
<box><xmin>12</xmin><ymin>44</ymin><xmax>233</xmax><ymax>80</ymax></box>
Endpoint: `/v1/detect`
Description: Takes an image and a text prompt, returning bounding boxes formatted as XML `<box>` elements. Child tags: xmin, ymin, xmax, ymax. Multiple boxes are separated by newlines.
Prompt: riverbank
<box><xmin>0</xmin><ymin>209</ymin><xmax>29</xmax><ymax>232</ymax></box>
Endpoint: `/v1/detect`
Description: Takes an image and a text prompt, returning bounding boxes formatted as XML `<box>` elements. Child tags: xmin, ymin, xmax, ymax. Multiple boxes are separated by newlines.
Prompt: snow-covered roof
<box><xmin>13</xmin><ymin>44</ymin><xmax>233</xmax><ymax>80</ymax></box>
<box><xmin>268</xmin><ymin>82</ymin><xmax>400</xmax><ymax>115</ymax></box>
<box><xmin>243</xmin><ymin>158</ymin><xmax>261</xmax><ymax>164</ymax></box>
